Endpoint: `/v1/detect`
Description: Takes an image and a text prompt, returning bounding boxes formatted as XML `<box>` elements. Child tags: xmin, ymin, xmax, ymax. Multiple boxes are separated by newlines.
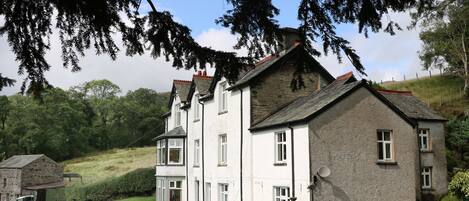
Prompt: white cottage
<box><xmin>155</xmin><ymin>31</ymin><xmax>448</xmax><ymax>201</ymax></box>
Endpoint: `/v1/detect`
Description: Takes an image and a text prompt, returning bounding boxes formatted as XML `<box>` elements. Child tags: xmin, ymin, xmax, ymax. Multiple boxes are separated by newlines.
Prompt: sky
<box><xmin>0</xmin><ymin>1</ymin><xmax>436</xmax><ymax>95</ymax></box>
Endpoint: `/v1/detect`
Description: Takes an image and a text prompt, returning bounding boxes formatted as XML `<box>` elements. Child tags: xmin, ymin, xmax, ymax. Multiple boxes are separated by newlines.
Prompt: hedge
<box><xmin>449</xmin><ymin>170</ymin><xmax>469</xmax><ymax>200</ymax></box>
<box><xmin>66</xmin><ymin>167</ymin><xmax>155</xmax><ymax>201</ymax></box>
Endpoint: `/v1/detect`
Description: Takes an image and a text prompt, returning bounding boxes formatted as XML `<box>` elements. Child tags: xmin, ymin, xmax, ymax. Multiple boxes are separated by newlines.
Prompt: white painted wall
<box><xmin>251</xmin><ymin>124</ymin><xmax>311</xmax><ymax>201</ymax></box>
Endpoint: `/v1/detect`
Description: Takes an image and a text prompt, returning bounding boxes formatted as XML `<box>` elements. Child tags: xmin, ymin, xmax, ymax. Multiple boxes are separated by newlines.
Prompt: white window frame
<box><xmin>219</xmin><ymin>82</ymin><xmax>228</xmax><ymax>113</ymax></box>
<box><xmin>194</xmin><ymin>139</ymin><xmax>200</xmax><ymax>166</ymax></box>
<box><xmin>169</xmin><ymin>180</ymin><xmax>182</xmax><ymax>201</ymax></box>
<box><xmin>274</xmin><ymin>131</ymin><xmax>287</xmax><ymax>164</ymax></box>
<box><xmin>157</xmin><ymin>140</ymin><xmax>167</xmax><ymax>165</ymax></box>
<box><xmin>421</xmin><ymin>167</ymin><xmax>432</xmax><ymax>189</ymax></box>
<box><xmin>419</xmin><ymin>129</ymin><xmax>431</xmax><ymax>151</ymax></box>
<box><xmin>175</xmin><ymin>103</ymin><xmax>181</xmax><ymax>126</ymax></box>
<box><xmin>218</xmin><ymin>134</ymin><xmax>227</xmax><ymax>165</ymax></box>
<box><xmin>219</xmin><ymin>183</ymin><xmax>229</xmax><ymax>201</ymax></box>
<box><xmin>273</xmin><ymin>186</ymin><xmax>290</xmax><ymax>201</ymax></box>
<box><xmin>194</xmin><ymin>94</ymin><xmax>200</xmax><ymax>121</ymax></box>
<box><xmin>377</xmin><ymin>130</ymin><xmax>394</xmax><ymax>162</ymax></box>
<box><xmin>157</xmin><ymin>179</ymin><xmax>166</xmax><ymax>201</ymax></box>
<box><xmin>168</xmin><ymin>139</ymin><xmax>184</xmax><ymax>165</ymax></box>
<box><xmin>205</xmin><ymin>182</ymin><xmax>211</xmax><ymax>201</ymax></box>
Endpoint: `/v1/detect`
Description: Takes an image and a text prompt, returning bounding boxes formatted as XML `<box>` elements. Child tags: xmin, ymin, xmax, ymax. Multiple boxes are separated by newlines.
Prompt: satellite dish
<box><xmin>317</xmin><ymin>166</ymin><xmax>331</xmax><ymax>178</ymax></box>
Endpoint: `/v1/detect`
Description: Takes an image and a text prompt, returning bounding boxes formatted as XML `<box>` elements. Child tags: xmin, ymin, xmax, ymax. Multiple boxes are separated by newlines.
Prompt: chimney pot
<box><xmin>279</xmin><ymin>27</ymin><xmax>300</xmax><ymax>50</ymax></box>
<box><xmin>197</xmin><ymin>71</ymin><xmax>202</xmax><ymax>76</ymax></box>
<box><xmin>203</xmin><ymin>71</ymin><xmax>207</xmax><ymax>76</ymax></box>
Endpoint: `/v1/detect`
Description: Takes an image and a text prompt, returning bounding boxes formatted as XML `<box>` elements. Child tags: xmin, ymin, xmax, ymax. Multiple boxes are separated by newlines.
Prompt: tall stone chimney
<box><xmin>279</xmin><ymin>27</ymin><xmax>300</xmax><ymax>50</ymax></box>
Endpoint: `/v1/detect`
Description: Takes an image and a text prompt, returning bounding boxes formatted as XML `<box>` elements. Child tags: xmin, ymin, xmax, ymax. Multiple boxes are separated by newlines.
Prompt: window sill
<box><xmin>376</xmin><ymin>161</ymin><xmax>398</xmax><ymax>165</ymax></box>
<box><xmin>421</xmin><ymin>188</ymin><xmax>435</xmax><ymax>192</ymax></box>
<box><xmin>193</xmin><ymin>165</ymin><xmax>200</xmax><ymax>168</ymax></box>
<box><xmin>218</xmin><ymin>111</ymin><xmax>228</xmax><ymax>115</ymax></box>
<box><xmin>166</xmin><ymin>164</ymin><xmax>185</xmax><ymax>166</ymax></box>
<box><xmin>218</xmin><ymin>164</ymin><xmax>227</xmax><ymax>167</ymax></box>
<box><xmin>193</xmin><ymin>119</ymin><xmax>200</xmax><ymax>122</ymax></box>
<box><xmin>273</xmin><ymin>162</ymin><xmax>287</xmax><ymax>166</ymax></box>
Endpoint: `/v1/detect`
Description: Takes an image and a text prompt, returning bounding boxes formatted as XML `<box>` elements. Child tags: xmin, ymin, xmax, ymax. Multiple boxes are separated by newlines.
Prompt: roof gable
<box><xmin>0</xmin><ymin>155</ymin><xmax>45</xmax><ymax>169</ymax></box>
<box><xmin>168</xmin><ymin>80</ymin><xmax>192</xmax><ymax>108</ymax></box>
<box><xmin>153</xmin><ymin>126</ymin><xmax>186</xmax><ymax>140</ymax></box>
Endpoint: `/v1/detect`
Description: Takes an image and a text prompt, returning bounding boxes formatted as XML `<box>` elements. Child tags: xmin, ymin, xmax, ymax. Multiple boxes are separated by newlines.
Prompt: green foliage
<box><xmin>0</xmin><ymin>80</ymin><xmax>168</xmax><ymax>161</ymax></box>
<box><xmin>449</xmin><ymin>171</ymin><xmax>469</xmax><ymax>200</ymax></box>
<box><xmin>66</xmin><ymin>167</ymin><xmax>156</xmax><ymax>201</ymax></box>
<box><xmin>447</xmin><ymin>118</ymin><xmax>469</xmax><ymax>170</ymax></box>
<box><xmin>417</xmin><ymin>1</ymin><xmax>469</xmax><ymax>96</ymax></box>
<box><xmin>0</xmin><ymin>0</ymin><xmax>446</xmax><ymax>96</ymax></box>
<box><xmin>117</xmin><ymin>196</ymin><xmax>154</xmax><ymax>201</ymax></box>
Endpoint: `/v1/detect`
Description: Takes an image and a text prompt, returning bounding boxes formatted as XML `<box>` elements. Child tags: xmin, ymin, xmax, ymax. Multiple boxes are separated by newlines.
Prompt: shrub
<box><xmin>66</xmin><ymin>167</ymin><xmax>155</xmax><ymax>201</ymax></box>
<box><xmin>449</xmin><ymin>170</ymin><xmax>469</xmax><ymax>200</ymax></box>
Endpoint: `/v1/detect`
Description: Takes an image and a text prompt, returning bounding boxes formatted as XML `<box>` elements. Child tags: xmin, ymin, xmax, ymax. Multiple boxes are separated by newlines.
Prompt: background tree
<box><xmin>418</xmin><ymin>1</ymin><xmax>469</xmax><ymax>96</ymax></box>
<box><xmin>0</xmin><ymin>0</ymin><xmax>441</xmax><ymax>96</ymax></box>
<box><xmin>0</xmin><ymin>96</ymin><xmax>10</xmax><ymax>130</ymax></box>
<box><xmin>446</xmin><ymin>117</ymin><xmax>469</xmax><ymax>169</ymax></box>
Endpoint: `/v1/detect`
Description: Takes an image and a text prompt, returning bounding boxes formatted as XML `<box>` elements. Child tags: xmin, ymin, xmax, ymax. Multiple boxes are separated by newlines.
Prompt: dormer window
<box><xmin>194</xmin><ymin>94</ymin><xmax>200</xmax><ymax>121</ymax></box>
<box><xmin>175</xmin><ymin>103</ymin><xmax>181</xmax><ymax>126</ymax></box>
<box><xmin>219</xmin><ymin>82</ymin><xmax>228</xmax><ymax>113</ymax></box>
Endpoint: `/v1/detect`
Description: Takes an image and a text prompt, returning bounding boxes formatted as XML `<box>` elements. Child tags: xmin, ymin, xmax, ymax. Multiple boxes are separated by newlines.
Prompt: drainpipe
<box><xmin>288</xmin><ymin>125</ymin><xmax>296</xmax><ymax>201</ymax></box>
<box><xmin>185</xmin><ymin>108</ymin><xmax>189</xmax><ymax>201</ymax></box>
<box><xmin>239</xmin><ymin>89</ymin><xmax>244</xmax><ymax>201</ymax></box>
<box><xmin>416</xmin><ymin>124</ymin><xmax>422</xmax><ymax>200</ymax></box>
<box><xmin>199</xmin><ymin>100</ymin><xmax>205</xmax><ymax>201</ymax></box>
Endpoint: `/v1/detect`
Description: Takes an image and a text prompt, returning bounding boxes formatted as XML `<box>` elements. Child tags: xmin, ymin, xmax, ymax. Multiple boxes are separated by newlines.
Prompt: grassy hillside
<box><xmin>62</xmin><ymin>147</ymin><xmax>155</xmax><ymax>184</ymax></box>
<box><xmin>382</xmin><ymin>74</ymin><xmax>468</xmax><ymax>117</ymax></box>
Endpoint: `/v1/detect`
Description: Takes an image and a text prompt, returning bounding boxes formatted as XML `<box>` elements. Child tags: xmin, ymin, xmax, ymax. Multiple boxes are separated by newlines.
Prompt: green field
<box><xmin>382</xmin><ymin>74</ymin><xmax>468</xmax><ymax>117</ymax></box>
<box><xmin>62</xmin><ymin>147</ymin><xmax>155</xmax><ymax>184</ymax></box>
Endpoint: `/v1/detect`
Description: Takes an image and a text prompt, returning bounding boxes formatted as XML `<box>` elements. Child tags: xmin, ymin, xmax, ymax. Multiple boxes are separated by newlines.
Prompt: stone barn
<box><xmin>0</xmin><ymin>155</ymin><xmax>64</xmax><ymax>201</ymax></box>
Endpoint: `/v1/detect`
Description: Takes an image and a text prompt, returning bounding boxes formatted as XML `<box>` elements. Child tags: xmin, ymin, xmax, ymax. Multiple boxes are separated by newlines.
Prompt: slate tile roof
<box><xmin>0</xmin><ymin>155</ymin><xmax>44</xmax><ymax>169</ymax></box>
<box><xmin>379</xmin><ymin>90</ymin><xmax>446</xmax><ymax>121</ymax></box>
<box><xmin>153</xmin><ymin>126</ymin><xmax>186</xmax><ymax>140</ymax></box>
<box><xmin>173</xmin><ymin>80</ymin><xmax>192</xmax><ymax>103</ymax></box>
<box><xmin>193</xmin><ymin>75</ymin><xmax>213</xmax><ymax>96</ymax></box>
<box><xmin>251</xmin><ymin>80</ymin><xmax>364</xmax><ymax>130</ymax></box>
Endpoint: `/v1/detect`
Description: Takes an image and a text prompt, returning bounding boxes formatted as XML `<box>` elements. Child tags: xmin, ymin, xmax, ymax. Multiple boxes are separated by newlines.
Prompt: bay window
<box><xmin>157</xmin><ymin>140</ymin><xmax>167</xmax><ymax>165</ymax></box>
<box><xmin>168</xmin><ymin>139</ymin><xmax>184</xmax><ymax>165</ymax></box>
<box><xmin>419</xmin><ymin>129</ymin><xmax>431</xmax><ymax>151</ymax></box>
<box><xmin>169</xmin><ymin>180</ymin><xmax>182</xmax><ymax>201</ymax></box>
<box><xmin>421</xmin><ymin>167</ymin><xmax>432</xmax><ymax>189</ymax></box>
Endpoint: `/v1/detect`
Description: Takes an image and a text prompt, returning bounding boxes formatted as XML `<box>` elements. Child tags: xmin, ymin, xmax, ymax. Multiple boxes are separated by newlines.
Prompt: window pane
<box><xmin>385</xmin><ymin>143</ymin><xmax>391</xmax><ymax>159</ymax></box>
<box><xmin>384</xmin><ymin>132</ymin><xmax>390</xmax><ymax>141</ymax></box>
<box><xmin>170</xmin><ymin>189</ymin><xmax>181</xmax><ymax>201</ymax></box>
<box><xmin>378</xmin><ymin>142</ymin><xmax>383</xmax><ymax>160</ymax></box>
<box><xmin>377</xmin><ymin>132</ymin><xmax>383</xmax><ymax>141</ymax></box>
<box><xmin>169</xmin><ymin>148</ymin><xmax>181</xmax><ymax>163</ymax></box>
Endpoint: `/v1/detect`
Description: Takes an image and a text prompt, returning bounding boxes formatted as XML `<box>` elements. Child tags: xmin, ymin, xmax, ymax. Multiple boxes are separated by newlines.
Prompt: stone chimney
<box><xmin>279</xmin><ymin>27</ymin><xmax>300</xmax><ymax>50</ymax></box>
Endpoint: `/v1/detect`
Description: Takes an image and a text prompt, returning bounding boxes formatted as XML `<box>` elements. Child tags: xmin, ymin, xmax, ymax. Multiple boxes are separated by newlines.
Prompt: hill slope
<box><xmin>62</xmin><ymin>147</ymin><xmax>155</xmax><ymax>184</ymax></box>
<box><xmin>382</xmin><ymin>74</ymin><xmax>468</xmax><ymax>118</ymax></box>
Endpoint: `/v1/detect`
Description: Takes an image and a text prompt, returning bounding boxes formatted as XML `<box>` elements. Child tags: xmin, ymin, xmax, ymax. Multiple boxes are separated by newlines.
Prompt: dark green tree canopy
<box><xmin>0</xmin><ymin>0</ymin><xmax>443</xmax><ymax>96</ymax></box>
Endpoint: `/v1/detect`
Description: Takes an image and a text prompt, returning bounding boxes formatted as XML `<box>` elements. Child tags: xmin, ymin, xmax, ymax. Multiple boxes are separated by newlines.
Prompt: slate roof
<box><xmin>379</xmin><ymin>90</ymin><xmax>446</xmax><ymax>121</ymax></box>
<box><xmin>0</xmin><ymin>155</ymin><xmax>44</xmax><ymax>169</ymax></box>
<box><xmin>193</xmin><ymin>75</ymin><xmax>213</xmax><ymax>96</ymax></box>
<box><xmin>24</xmin><ymin>181</ymin><xmax>65</xmax><ymax>190</ymax></box>
<box><xmin>153</xmin><ymin>126</ymin><xmax>186</xmax><ymax>140</ymax></box>
<box><xmin>173</xmin><ymin>80</ymin><xmax>192</xmax><ymax>102</ymax></box>
<box><xmin>251</xmin><ymin>80</ymin><xmax>365</xmax><ymax>130</ymax></box>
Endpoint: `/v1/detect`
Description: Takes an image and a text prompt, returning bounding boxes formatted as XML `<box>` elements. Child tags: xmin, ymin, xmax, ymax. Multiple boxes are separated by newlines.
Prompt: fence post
<box><xmin>416</xmin><ymin>73</ymin><xmax>419</xmax><ymax>79</ymax></box>
<box><xmin>404</xmin><ymin>75</ymin><xmax>406</xmax><ymax>81</ymax></box>
<box><xmin>429</xmin><ymin>71</ymin><xmax>432</xmax><ymax>78</ymax></box>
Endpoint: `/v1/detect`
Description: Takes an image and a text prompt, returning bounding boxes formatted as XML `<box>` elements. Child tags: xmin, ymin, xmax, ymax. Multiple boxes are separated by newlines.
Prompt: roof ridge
<box><xmin>174</xmin><ymin>79</ymin><xmax>192</xmax><ymax>84</ymax></box>
<box><xmin>377</xmin><ymin>89</ymin><xmax>412</xmax><ymax>95</ymax></box>
<box><xmin>193</xmin><ymin>75</ymin><xmax>213</xmax><ymax>80</ymax></box>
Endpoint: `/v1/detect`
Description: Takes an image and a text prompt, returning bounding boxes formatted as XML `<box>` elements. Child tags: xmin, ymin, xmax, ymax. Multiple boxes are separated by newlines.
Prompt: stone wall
<box><xmin>0</xmin><ymin>169</ymin><xmax>22</xmax><ymax>201</ymax></box>
<box><xmin>308</xmin><ymin>87</ymin><xmax>419</xmax><ymax>201</ymax></box>
<box><xmin>250</xmin><ymin>52</ymin><xmax>328</xmax><ymax>125</ymax></box>
<box><xmin>22</xmin><ymin>156</ymin><xmax>63</xmax><ymax>187</ymax></box>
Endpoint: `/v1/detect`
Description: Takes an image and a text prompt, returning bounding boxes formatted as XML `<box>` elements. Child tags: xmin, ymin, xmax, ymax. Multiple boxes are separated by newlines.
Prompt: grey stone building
<box><xmin>0</xmin><ymin>155</ymin><xmax>64</xmax><ymax>201</ymax></box>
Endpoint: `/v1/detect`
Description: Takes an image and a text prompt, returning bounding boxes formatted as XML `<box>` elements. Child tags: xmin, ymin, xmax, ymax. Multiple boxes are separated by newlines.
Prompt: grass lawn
<box><xmin>441</xmin><ymin>194</ymin><xmax>461</xmax><ymax>201</ymax></box>
<box><xmin>117</xmin><ymin>196</ymin><xmax>154</xmax><ymax>201</ymax></box>
<box><xmin>383</xmin><ymin>74</ymin><xmax>469</xmax><ymax>117</ymax></box>
<box><xmin>62</xmin><ymin>147</ymin><xmax>155</xmax><ymax>184</ymax></box>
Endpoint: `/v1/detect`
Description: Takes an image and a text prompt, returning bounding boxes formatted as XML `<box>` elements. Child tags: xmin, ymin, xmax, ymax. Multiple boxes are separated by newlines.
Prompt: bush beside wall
<box><xmin>66</xmin><ymin>167</ymin><xmax>155</xmax><ymax>201</ymax></box>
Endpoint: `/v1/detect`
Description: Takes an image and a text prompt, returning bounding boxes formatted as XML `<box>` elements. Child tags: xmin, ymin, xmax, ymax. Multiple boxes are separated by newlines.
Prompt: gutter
<box><xmin>239</xmin><ymin>88</ymin><xmax>244</xmax><ymax>201</ymax></box>
<box><xmin>288</xmin><ymin>125</ymin><xmax>297</xmax><ymax>201</ymax></box>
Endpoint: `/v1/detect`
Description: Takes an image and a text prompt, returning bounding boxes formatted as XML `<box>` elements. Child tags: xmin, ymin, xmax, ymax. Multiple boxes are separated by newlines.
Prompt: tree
<box><xmin>0</xmin><ymin>96</ymin><xmax>10</xmax><ymax>130</ymax></box>
<box><xmin>418</xmin><ymin>1</ymin><xmax>469</xmax><ymax>96</ymax></box>
<box><xmin>0</xmin><ymin>0</ymin><xmax>441</xmax><ymax>96</ymax></box>
<box><xmin>447</xmin><ymin>117</ymin><xmax>469</xmax><ymax>168</ymax></box>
